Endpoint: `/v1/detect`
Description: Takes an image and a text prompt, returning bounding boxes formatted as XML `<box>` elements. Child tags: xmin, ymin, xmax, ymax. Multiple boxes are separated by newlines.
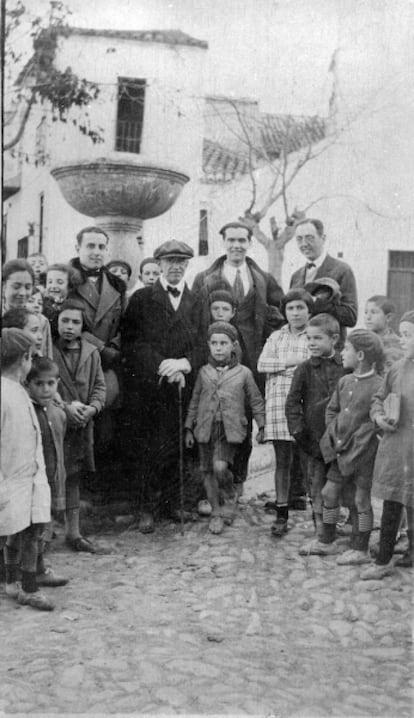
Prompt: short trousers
<box><xmin>327</xmin><ymin>460</ymin><xmax>372</xmax><ymax>490</ymax></box>
<box><xmin>198</xmin><ymin>421</ymin><xmax>238</xmax><ymax>474</ymax></box>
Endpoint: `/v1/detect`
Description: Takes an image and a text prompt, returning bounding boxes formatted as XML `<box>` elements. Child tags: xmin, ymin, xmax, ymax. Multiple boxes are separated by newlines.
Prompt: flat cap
<box><xmin>154</xmin><ymin>240</ymin><xmax>194</xmax><ymax>260</ymax></box>
<box><xmin>305</xmin><ymin>277</ymin><xmax>341</xmax><ymax>298</ymax></box>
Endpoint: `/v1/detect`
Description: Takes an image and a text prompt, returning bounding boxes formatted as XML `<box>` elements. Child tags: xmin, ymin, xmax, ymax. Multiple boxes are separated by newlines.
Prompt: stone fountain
<box><xmin>51</xmin><ymin>153</ymin><xmax>190</xmax><ymax>276</ymax></box>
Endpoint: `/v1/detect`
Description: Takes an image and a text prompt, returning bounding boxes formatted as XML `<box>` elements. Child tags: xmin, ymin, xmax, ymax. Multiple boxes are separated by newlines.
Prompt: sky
<box><xmin>9</xmin><ymin>0</ymin><xmax>412</xmax><ymax>119</ymax></box>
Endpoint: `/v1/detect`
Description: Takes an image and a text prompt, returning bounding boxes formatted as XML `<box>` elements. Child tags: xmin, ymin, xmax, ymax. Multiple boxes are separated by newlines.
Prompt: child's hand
<box><xmin>285</xmin><ymin>353</ymin><xmax>300</xmax><ymax>367</ymax></box>
<box><xmin>66</xmin><ymin>401</ymin><xmax>87</xmax><ymax>426</ymax></box>
<box><xmin>376</xmin><ymin>415</ymin><xmax>397</xmax><ymax>433</ymax></box>
<box><xmin>256</xmin><ymin>427</ymin><xmax>265</xmax><ymax>444</ymax></box>
<box><xmin>81</xmin><ymin>406</ymin><xmax>97</xmax><ymax>424</ymax></box>
<box><xmin>185</xmin><ymin>429</ymin><xmax>194</xmax><ymax>449</ymax></box>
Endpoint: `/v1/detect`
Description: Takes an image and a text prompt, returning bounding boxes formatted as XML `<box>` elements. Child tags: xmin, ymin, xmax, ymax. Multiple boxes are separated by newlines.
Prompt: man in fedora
<box><xmin>121</xmin><ymin>240</ymin><xmax>202</xmax><ymax>532</ymax></box>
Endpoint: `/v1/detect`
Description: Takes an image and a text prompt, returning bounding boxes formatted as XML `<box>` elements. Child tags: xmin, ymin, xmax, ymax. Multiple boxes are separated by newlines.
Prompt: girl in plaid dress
<box><xmin>258</xmin><ymin>289</ymin><xmax>313</xmax><ymax>537</ymax></box>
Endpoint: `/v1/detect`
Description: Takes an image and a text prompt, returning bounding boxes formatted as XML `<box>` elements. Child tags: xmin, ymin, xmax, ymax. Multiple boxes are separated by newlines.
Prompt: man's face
<box><xmin>222</xmin><ymin>227</ymin><xmax>251</xmax><ymax>266</ymax></box>
<box><xmin>295</xmin><ymin>222</ymin><xmax>325</xmax><ymax>262</ymax></box>
<box><xmin>159</xmin><ymin>257</ymin><xmax>188</xmax><ymax>285</ymax></box>
<box><xmin>76</xmin><ymin>232</ymin><xmax>108</xmax><ymax>270</ymax></box>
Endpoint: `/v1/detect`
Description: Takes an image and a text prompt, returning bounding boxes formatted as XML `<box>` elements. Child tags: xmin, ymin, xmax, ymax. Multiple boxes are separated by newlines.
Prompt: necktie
<box><xmin>85</xmin><ymin>268</ymin><xmax>102</xmax><ymax>277</ymax></box>
<box><xmin>306</xmin><ymin>262</ymin><xmax>316</xmax><ymax>271</ymax></box>
<box><xmin>233</xmin><ymin>269</ymin><xmax>245</xmax><ymax>303</ymax></box>
<box><xmin>167</xmin><ymin>285</ymin><xmax>180</xmax><ymax>298</ymax></box>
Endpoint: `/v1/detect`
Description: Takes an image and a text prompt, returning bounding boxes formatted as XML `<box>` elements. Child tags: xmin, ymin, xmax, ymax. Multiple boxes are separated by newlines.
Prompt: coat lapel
<box><xmin>54</xmin><ymin>346</ymin><xmax>80</xmax><ymax>402</ymax></box>
<box><xmin>94</xmin><ymin>274</ymin><xmax>121</xmax><ymax>325</ymax></box>
<box><xmin>76</xmin><ymin>281</ymin><xmax>99</xmax><ymax>312</ymax></box>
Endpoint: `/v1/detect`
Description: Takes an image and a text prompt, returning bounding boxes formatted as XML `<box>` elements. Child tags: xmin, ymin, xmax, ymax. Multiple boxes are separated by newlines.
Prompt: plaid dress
<box><xmin>257</xmin><ymin>325</ymin><xmax>309</xmax><ymax>441</ymax></box>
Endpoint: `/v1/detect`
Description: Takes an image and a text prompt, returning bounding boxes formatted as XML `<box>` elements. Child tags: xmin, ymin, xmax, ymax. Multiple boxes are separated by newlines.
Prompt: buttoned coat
<box><xmin>53</xmin><ymin>338</ymin><xmax>106</xmax><ymax>474</ymax></box>
<box><xmin>286</xmin><ymin>353</ymin><xmax>344</xmax><ymax>457</ymax></box>
<box><xmin>32</xmin><ymin>399</ymin><xmax>67</xmax><ymax>512</ymax></box>
<box><xmin>370</xmin><ymin>358</ymin><xmax>414</xmax><ymax>507</ymax></box>
<box><xmin>185</xmin><ymin>363</ymin><xmax>265</xmax><ymax>444</ymax></box>
<box><xmin>191</xmin><ymin>256</ymin><xmax>284</xmax><ymax>375</ymax></box>
<box><xmin>290</xmin><ymin>254</ymin><xmax>358</xmax><ymax>347</ymax></box>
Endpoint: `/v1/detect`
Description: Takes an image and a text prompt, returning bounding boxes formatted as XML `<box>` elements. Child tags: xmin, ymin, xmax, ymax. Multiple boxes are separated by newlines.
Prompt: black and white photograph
<box><xmin>1</xmin><ymin>0</ymin><xmax>413</xmax><ymax>715</ymax></box>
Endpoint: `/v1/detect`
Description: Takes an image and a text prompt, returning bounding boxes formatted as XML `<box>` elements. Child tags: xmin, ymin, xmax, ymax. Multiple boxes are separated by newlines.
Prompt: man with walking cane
<box><xmin>121</xmin><ymin>240</ymin><xmax>202</xmax><ymax>533</ymax></box>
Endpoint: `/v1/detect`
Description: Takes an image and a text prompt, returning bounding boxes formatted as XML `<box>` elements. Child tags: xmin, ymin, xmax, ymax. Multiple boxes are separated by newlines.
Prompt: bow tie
<box><xmin>306</xmin><ymin>262</ymin><xmax>316</xmax><ymax>270</ymax></box>
<box><xmin>84</xmin><ymin>267</ymin><xmax>102</xmax><ymax>277</ymax></box>
<box><xmin>167</xmin><ymin>285</ymin><xmax>181</xmax><ymax>298</ymax></box>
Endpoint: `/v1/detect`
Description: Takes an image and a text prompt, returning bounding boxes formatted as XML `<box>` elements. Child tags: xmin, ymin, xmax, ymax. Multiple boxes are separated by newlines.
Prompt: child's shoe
<box><xmin>37</xmin><ymin>568</ymin><xmax>68</xmax><ymax>587</ymax></box>
<box><xmin>197</xmin><ymin>500</ymin><xmax>212</xmax><ymax>517</ymax></box>
<box><xmin>304</xmin><ymin>539</ymin><xmax>339</xmax><ymax>555</ymax></box>
<box><xmin>360</xmin><ymin>561</ymin><xmax>394</xmax><ymax>581</ymax></box>
<box><xmin>5</xmin><ymin>581</ymin><xmax>21</xmax><ymax>599</ymax></box>
<box><xmin>337</xmin><ymin>549</ymin><xmax>370</xmax><ymax>565</ymax></box>
<box><xmin>271</xmin><ymin>518</ymin><xmax>288</xmax><ymax>537</ymax></box>
<box><xmin>17</xmin><ymin>588</ymin><xmax>55</xmax><ymax>611</ymax></box>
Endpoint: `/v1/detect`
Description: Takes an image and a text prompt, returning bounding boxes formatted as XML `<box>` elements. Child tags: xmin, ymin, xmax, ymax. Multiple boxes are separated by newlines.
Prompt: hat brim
<box><xmin>156</xmin><ymin>253</ymin><xmax>192</xmax><ymax>260</ymax></box>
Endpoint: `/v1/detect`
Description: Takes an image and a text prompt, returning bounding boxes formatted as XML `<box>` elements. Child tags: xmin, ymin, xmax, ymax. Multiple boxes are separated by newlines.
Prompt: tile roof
<box><xmin>202</xmin><ymin>107</ymin><xmax>326</xmax><ymax>183</ymax></box>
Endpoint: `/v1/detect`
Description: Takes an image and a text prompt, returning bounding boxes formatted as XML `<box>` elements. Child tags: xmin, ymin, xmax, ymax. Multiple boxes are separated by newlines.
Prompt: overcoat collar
<box><xmin>75</xmin><ymin>272</ymin><xmax>120</xmax><ymax>323</ymax></box>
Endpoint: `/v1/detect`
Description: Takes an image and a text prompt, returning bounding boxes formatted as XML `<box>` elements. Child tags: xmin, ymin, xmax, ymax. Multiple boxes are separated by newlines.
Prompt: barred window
<box><xmin>115</xmin><ymin>78</ymin><xmax>146</xmax><ymax>154</ymax></box>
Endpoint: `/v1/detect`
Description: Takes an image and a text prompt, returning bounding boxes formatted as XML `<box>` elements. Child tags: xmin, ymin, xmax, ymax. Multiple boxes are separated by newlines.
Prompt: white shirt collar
<box><xmin>160</xmin><ymin>276</ymin><xmax>186</xmax><ymax>294</ymax></box>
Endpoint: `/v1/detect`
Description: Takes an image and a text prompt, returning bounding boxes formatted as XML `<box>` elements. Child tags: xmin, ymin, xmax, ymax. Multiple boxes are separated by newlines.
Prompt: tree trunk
<box><xmin>267</xmin><ymin>242</ymin><xmax>286</xmax><ymax>283</ymax></box>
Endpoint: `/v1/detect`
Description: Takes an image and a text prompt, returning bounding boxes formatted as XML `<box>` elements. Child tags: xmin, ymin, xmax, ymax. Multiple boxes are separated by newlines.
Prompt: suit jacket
<box><xmin>290</xmin><ymin>254</ymin><xmax>358</xmax><ymax>347</ymax></box>
<box><xmin>185</xmin><ymin>363</ymin><xmax>265</xmax><ymax>444</ymax></box>
<box><xmin>121</xmin><ymin>280</ymin><xmax>202</xmax><ymax>398</ymax></box>
<box><xmin>191</xmin><ymin>255</ymin><xmax>284</xmax><ymax>375</ymax></box>
<box><xmin>68</xmin><ymin>259</ymin><xmax>125</xmax><ymax>352</ymax></box>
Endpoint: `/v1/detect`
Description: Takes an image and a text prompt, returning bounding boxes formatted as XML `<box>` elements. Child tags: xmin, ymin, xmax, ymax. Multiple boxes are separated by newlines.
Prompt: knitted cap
<box><xmin>400</xmin><ymin>310</ymin><xmax>414</xmax><ymax>325</ymax></box>
<box><xmin>209</xmin><ymin>289</ymin><xmax>236</xmax><ymax>307</ymax></box>
<box><xmin>207</xmin><ymin>321</ymin><xmax>238</xmax><ymax>342</ymax></box>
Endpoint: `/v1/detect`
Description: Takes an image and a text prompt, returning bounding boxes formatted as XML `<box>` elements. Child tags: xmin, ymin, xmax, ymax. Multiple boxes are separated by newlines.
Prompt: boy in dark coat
<box><xmin>286</xmin><ymin>314</ymin><xmax>344</xmax><ymax>541</ymax></box>
<box><xmin>53</xmin><ymin>300</ymin><xmax>106</xmax><ymax>553</ymax></box>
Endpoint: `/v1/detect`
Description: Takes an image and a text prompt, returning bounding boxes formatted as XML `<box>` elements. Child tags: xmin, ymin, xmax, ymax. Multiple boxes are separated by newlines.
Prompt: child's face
<box><xmin>26</xmin><ymin>292</ymin><xmax>43</xmax><ymax>315</ymax></box>
<box><xmin>364</xmin><ymin>301</ymin><xmax>388</xmax><ymax>334</ymax></box>
<box><xmin>210</xmin><ymin>300</ymin><xmax>234</xmax><ymax>322</ymax></box>
<box><xmin>399</xmin><ymin>321</ymin><xmax>414</xmax><ymax>359</ymax></box>
<box><xmin>285</xmin><ymin>300</ymin><xmax>310</xmax><ymax>331</ymax></box>
<box><xmin>28</xmin><ymin>255</ymin><xmax>47</xmax><ymax>277</ymax></box>
<box><xmin>341</xmin><ymin>340</ymin><xmax>359</xmax><ymax>369</ymax></box>
<box><xmin>24</xmin><ymin>313</ymin><xmax>43</xmax><ymax>353</ymax></box>
<box><xmin>27</xmin><ymin>371</ymin><xmax>58</xmax><ymax>407</ymax></box>
<box><xmin>307</xmin><ymin>325</ymin><xmax>337</xmax><ymax>357</ymax></box>
<box><xmin>140</xmin><ymin>262</ymin><xmax>160</xmax><ymax>286</ymax></box>
<box><xmin>46</xmin><ymin>270</ymin><xmax>68</xmax><ymax>301</ymax></box>
<box><xmin>58</xmin><ymin>309</ymin><xmax>83</xmax><ymax>342</ymax></box>
<box><xmin>108</xmin><ymin>264</ymin><xmax>130</xmax><ymax>284</ymax></box>
<box><xmin>208</xmin><ymin>333</ymin><xmax>234</xmax><ymax>364</ymax></box>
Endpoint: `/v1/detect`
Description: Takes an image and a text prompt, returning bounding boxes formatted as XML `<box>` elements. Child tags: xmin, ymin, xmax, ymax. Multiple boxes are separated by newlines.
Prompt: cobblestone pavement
<box><xmin>1</xmin><ymin>450</ymin><xmax>412</xmax><ymax>717</ymax></box>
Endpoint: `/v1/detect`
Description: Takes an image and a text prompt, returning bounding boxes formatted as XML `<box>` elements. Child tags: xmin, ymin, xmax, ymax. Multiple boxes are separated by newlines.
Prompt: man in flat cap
<box><xmin>191</xmin><ymin>221</ymin><xmax>284</xmax><ymax>490</ymax></box>
<box><xmin>121</xmin><ymin>240</ymin><xmax>202</xmax><ymax>532</ymax></box>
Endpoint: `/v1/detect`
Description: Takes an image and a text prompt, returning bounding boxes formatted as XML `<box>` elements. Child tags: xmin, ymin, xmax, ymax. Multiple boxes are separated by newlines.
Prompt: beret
<box><xmin>154</xmin><ymin>240</ymin><xmax>194</xmax><ymax>260</ymax></box>
<box><xmin>207</xmin><ymin>321</ymin><xmax>238</xmax><ymax>342</ymax></box>
<box><xmin>305</xmin><ymin>277</ymin><xmax>341</xmax><ymax>298</ymax></box>
<box><xmin>400</xmin><ymin>310</ymin><xmax>414</xmax><ymax>325</ymax></box>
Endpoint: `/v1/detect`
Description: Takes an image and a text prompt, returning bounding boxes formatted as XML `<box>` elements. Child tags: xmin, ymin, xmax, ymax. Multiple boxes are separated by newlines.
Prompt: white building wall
<box><xmin>4</xmin><ymin>31</ymin><xmax>206</xmax><ymax>272</ymax></box>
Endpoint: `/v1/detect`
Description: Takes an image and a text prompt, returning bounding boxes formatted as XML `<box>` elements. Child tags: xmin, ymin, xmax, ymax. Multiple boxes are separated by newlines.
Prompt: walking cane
<box><xmin>178</xmin><ymin>383</ymin><xmax>185</xmax><ymax>536</ymax></box>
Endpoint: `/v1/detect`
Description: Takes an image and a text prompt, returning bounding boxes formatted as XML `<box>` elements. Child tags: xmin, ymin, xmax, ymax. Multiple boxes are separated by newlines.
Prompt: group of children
<box><xmin>1</xmin><ymin>252</ymin><xmax>161</xmax><ymax>610</ymax></box>
<box><xmin>1</xmin><ymin>249</ymin><xmax>413</xmax><ymax>612</ymax></box>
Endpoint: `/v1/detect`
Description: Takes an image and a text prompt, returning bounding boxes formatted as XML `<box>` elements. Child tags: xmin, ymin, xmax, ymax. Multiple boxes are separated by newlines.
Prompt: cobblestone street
<box><xmin>1</xmin><ymin>449</ymin><xmax>412</xmax><ymax>717</ymax></box>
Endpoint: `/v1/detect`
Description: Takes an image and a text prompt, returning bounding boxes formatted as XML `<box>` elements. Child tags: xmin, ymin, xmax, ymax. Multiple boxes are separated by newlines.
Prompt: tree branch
<box><xmin>4</xmin><ymin>90</ymin><xmax>36</xmax><ymax>150</ymax></box>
